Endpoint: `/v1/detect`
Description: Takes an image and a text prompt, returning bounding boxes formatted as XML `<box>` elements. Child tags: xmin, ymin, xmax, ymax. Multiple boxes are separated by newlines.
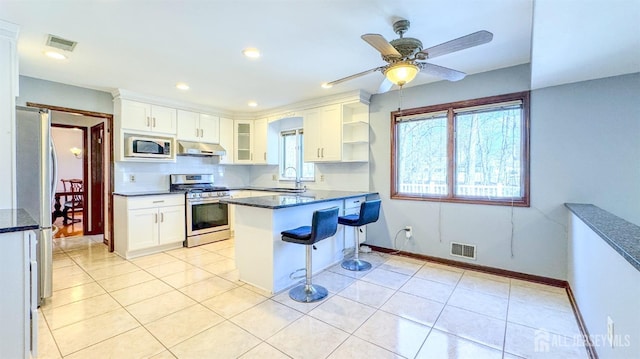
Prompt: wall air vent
<box><xmin>450</xmin><ymin>242</ymin><xmax>476</xmax><ymax>260</ymax></box>
<box><xmin>46</xmin><ymin>34</ymin><xmax>77</xmax><ymax>52</ymax></box>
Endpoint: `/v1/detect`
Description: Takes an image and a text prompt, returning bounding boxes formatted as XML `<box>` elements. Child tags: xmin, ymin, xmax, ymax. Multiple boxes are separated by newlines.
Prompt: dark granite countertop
<box><xmin>113</xmin><ymin>190</ymin><xmax>185</xmax><ymax>197</ymax></box>
<box><xmin>223</xmin><ymin>190</ymin><xmax>376</xmax><ymax>209</ymax></box>
<box><xmin>565</xmin><ymin>203</ymin><xmax>640</xmax><ymax>272</ymax></box>
<box><xmin>0</xmin><ymin>209</ymin><xmax>39</xmax><ymax>234</ymax></box>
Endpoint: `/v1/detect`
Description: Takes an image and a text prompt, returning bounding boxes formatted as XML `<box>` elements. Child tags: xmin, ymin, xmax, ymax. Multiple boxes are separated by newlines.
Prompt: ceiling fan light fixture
<box><xmin>384</xmin><ymin>62</ymin><xmax>419</xmax><ymax>86</ymax></box>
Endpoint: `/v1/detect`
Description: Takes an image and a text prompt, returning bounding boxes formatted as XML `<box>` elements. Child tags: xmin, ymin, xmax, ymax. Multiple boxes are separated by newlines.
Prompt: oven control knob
<box><xmin>195</xmin><ymin>193</ymin><xmax>201</xmax><ymax>198</ymax></box>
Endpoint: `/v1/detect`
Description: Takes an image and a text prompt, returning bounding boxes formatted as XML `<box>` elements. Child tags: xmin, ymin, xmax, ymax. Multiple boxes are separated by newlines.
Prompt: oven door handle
<box><xmin>188</xmin><ymin>199</ymin><xmax>222</xmax><ymax>205</ymax></box>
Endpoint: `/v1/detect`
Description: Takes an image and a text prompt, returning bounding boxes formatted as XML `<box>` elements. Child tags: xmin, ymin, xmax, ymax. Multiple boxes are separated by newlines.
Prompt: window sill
<box><xmin>391</xmin><ymin>193</ymin><xmax>529</xmax><ymax>207</ymax></box>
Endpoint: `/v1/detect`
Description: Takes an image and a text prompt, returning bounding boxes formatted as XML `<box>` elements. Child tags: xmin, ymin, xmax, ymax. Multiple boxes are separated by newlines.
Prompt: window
<box><xmin>280</xmin><ymin>129</ymin><xmax>314</xmax><ymax>181</ymax></box>
<box><xmin>391</xmin><ymin>92</ymin><xmax>530</xmax><ymax>206</ymax></box>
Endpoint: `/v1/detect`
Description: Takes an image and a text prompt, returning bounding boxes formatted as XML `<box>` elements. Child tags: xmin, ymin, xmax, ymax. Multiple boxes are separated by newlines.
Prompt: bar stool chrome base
<box><xmin>341</xmin><ymin>258</ymin><xmax>372</xmax><ymax>271</ymax></box>
<box><xmin>289</xmin><ymin>283</ymin><xmax>328</xmax><ymax>303</ymax></box>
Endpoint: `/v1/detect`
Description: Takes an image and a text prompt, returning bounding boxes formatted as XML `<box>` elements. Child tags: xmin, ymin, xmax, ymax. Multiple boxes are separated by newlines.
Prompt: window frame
<box><xmin>279</xmin><ymin>128</ymin><xmax>314</xmax><ymax>182</ymax></box>
<box><xmin>390</xmin><ymin>91</ymin><xmax>530</xmax><ymax>207</ymax></box>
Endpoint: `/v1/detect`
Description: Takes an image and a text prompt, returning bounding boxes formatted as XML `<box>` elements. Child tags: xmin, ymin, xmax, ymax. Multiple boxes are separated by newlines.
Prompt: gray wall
<box><xmin>367</xmin><ymin>65</ymin><xmax>640</xmax><ymax>280</ymax></box>
<box><xmin>17</xmin><ymin>76</ymin><xmax>113</xmax><ymax>114</ymax></box>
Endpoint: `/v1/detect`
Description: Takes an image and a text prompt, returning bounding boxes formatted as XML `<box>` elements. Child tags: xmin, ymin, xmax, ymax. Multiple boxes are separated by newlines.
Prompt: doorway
<box><xmin>51</xmin><ymin>124</ymin><xmax>87</xmax><ymax>238</ymax></box>
<box><xmin>28</xmin><ymin>102</ymin><xmax>114</xmax><ymax>251</ymax></box>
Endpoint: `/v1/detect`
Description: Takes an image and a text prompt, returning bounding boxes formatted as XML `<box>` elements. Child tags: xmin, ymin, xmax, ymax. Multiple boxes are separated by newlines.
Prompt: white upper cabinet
<box><xmin>121</xmin><ymin>99</ymin><xmax>176</xmax><ymax>135</ymax></box>
<box><xmin>177</xmin><ymin>110</ymin><xmax>220</xmax><ymax>144</ymax></box>
<box><xmin>234</xmin><ymin>120</ymin><xmax>254</xmax><ymax>164</ymax></box>
<box><xmin>218</xmin><ymin>117</ymin><xmax>234</xmax><ymax>164</ymax></box>
<box><xmin>253</xmin><ymin>118</ymin><xmax>278</xmax><ymax>165</ymax></box>
<box><xmin>199</xmin><ymin>113</ymin><xmax>220</xmax><ymax>144</ymax></box>
<box><xmin>303</xmin><ymin>104</ymin><xmax>342</xmax><ymax>162</ymax></box>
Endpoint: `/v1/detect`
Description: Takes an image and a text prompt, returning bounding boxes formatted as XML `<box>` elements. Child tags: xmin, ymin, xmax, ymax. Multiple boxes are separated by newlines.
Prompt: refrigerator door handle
<box><xmin>50</xmin><ymin>141</ymin><xmax>58</xmax><ymax>205</ymax></box>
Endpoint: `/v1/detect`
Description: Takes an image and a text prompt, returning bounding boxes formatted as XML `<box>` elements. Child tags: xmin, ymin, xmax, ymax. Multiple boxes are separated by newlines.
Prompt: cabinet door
<box><xmin>218</xmin><ymin>117</ymin><xmax>234</xmax><ymax>164</ymax></box>
<box><xmin>234</xmin><ymin>120</ymin><xmax>253</xmax><ymax>163</ymax></box>
<box><xmin>303</xmin><ymin>108</ymin><xmax>322</xmax><ymax>162</ymax></box>
<box><xmin>319</xmin><ymin>104</ymin><xmax>342</xmax><ymax>161</ymax></box>
<box><xmin>177</xmin><ymin>110</ymin><xmax>200</xmax><ymax>142</ymax></box>
<box><xmin>127</xmin><ymin>208</ymin><xmax>159</xmax><ymax>250</ymax></box>
<box><xmin>199</xmin><ymin>114</ymin><xmax>220</xmax><ymax>144</ymax></box>
<box><xmin>158</xmin><ymin>205</ymin><xmax>185</xmax><ymax>245</ymax></box>
<box><xmin>253</xmin><ymin>118</ymin><xmax>268</xmax><ymax>164</ymax></box>
<box><xmin>150</xmin><ymin>105</ymin><xmax>177</xmax><ymax>134</ymax></box>
<box><xmin>121</xmin><ymin>100</ymin><xmax>152</xmax><ymax>131</ymax></box>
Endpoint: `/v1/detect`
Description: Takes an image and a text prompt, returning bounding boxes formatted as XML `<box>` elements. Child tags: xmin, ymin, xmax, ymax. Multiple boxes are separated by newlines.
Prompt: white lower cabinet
<box><xmin>114</xmin><ymin>194</ymin><xmax>185</xmax><ymax>259</ymax></box>
<box><xmin>0</xmin><ymin>229</ymin><xmax>36</xmax><ymax>359</ymax></box>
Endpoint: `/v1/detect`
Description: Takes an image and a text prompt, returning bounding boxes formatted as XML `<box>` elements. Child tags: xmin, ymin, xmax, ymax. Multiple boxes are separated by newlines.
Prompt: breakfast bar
<box><xmin>223</xmin><ymin>190</ymin><xmax>377</xmax><ymax>294</ymax></box>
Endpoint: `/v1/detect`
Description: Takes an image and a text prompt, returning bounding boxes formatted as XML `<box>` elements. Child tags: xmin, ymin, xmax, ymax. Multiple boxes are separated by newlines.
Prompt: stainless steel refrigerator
<box><xmin>15</xmin><ymin>106</ymin><xmax>56</xmax><ymax>305</ymax></box>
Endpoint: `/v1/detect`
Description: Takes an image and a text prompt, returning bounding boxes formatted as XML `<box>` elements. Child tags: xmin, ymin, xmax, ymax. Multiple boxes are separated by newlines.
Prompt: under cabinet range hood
<box><xmin>177</xmin><ymin>141</ymin><xmax>226</xmax><ymax>157</ymax></box>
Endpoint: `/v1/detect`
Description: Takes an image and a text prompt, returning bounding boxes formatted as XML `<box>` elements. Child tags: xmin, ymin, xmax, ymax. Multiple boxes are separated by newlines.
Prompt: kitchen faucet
<box><xmin>284</xmin><ymin>166</ymin><xmax>302</xmax><ymax>189</ymax></box>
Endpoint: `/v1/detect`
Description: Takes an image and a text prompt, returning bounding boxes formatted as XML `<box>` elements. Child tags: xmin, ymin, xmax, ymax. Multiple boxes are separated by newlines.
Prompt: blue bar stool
<box><xmin>339</xmin><ymin>199</ymin><xmax>381</xmax><ymax>271</ymax></box>
<box><xmin>281</xmin><ymin>207</ymin><xmax>339</xmax><ymax>303</ymax></box>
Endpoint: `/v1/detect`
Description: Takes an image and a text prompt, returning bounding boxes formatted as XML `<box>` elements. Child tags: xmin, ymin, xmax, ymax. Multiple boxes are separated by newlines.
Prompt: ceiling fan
<box><xmin>322</xmin><ymin>19</ymin><xmax>493</xmax><ymax>93</ymax></box>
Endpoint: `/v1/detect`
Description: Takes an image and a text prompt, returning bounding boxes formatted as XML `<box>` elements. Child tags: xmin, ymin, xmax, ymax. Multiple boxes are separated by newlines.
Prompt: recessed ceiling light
<box><xmin>248</xmin><ymin>101</ymin><xmax>258</xmax><ymax>107</ymax></box>
<box><xmin>44</xmin><ymin>51</ymin><xmax>66</xmax><ymax>60</ymax></box>
<box><xmin>176</xmin><ymin>83</ymin><xmax>190</xmax><ymax>90</ymax></box>
<box><xmin>242</xmin><ymin>48</ymin><xmax>261</xmax><ymax>58</ymax></box>
<box><xmin>321</xmin><ymin>82</ymin><xmax>333</xmax><ymax>89</ymax></box>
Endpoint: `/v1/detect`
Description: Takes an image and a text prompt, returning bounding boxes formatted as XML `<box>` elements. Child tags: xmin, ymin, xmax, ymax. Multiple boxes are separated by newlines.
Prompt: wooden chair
<box><xmin>61</xmin><ymin>179</ymin><xmax>83</xmax><ymax>224</ymax></box>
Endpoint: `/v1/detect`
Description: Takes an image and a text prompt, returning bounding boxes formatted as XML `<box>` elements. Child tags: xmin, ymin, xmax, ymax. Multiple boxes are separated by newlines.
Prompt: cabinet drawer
<box><xmin>126</xmin><ymin>194</ymin><xmax>184</xmax><ymax>210</ymax></box>
<box><xmin>344</xmin><ymin>196</ymin><xmax>365</xmax><ymax>210</ymax></box>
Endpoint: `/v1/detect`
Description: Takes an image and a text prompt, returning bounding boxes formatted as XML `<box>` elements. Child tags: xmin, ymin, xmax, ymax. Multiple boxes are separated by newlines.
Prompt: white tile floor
<box><xmin>37</xmin><ymin>235</ymin><xmax>589</xmax><ymax>358</ymax></box>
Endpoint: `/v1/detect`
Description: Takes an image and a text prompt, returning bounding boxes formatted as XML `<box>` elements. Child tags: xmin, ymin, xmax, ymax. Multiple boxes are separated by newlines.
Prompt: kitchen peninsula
<box><xmin>224</xmin><ymin>190</ymin><xmax>378</xmax><ymax>293</ymax></box>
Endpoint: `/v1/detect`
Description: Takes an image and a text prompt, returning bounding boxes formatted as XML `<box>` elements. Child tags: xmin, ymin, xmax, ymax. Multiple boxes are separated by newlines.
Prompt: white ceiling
<box><xmin>1</xmin><ymin>0</ymin><xmax>638</xmax><ymax>114</ymax></box>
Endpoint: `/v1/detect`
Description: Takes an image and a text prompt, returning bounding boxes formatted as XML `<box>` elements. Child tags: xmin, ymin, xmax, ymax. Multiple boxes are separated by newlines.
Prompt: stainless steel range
<box><xmin>170</xmin><ymin>174</ymin><xmax>231</xmax><ymax>247</ymax></box>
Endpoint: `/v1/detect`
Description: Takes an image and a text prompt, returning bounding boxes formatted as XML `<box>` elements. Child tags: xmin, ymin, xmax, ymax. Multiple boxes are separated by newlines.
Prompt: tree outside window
<box><xmin>392</xmin><ymin>92</ymin><xmax>530</xmax><ymax>206</ymax></box>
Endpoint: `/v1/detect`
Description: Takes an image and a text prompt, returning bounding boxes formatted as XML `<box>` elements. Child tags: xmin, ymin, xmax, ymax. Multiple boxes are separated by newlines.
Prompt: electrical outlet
<box><xmin>607</xmin><ymin>316</ymin><xmax>614</xmax><ymax>347</ymax></box>
<box><xmin>272</xmin><ymin>174</ymin><xmax>277</xmax><ymax>181</ymax></box>
<box><xmin>129</xmin><ymin>174</ymin><xmax>136</xmax><ymax>183</ymax></box>
<box><xmin>320</xmin><ymin>174</ymin><xmax>325</xmax><ymax>182</ymax></box>
<box><xmin>405</xmin><ymin>226</ymin><xmax>412</xmax><ymax>239</ymax></box>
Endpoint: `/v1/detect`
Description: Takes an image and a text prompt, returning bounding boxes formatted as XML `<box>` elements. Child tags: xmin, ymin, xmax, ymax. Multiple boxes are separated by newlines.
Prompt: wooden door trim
<box><xmin>28</xmin><ymin>102</ymin><xmax>115</xmax><ymax>252</ymax></box>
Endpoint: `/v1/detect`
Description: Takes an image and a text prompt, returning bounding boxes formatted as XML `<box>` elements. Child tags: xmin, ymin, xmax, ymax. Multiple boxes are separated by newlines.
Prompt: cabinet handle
<box><xmin>264</xmin><ymin>152</ymin><xmax>266</xmax><ymax>160</ymax></box>
<box><xmin>152</xmin><ymin>200</ymin><xmax>164</xmax><ymax>203</ymax></box>
<box><xmin>154</xmin><ymin>213</ymin><xmax>158</xmax><ymax>223</ymax></box>
<box><xmin>321</xmin><ymin>148</ymin><xmax>324</xmax><ymax>158</ymax></box>
<box><xmin>200</xmin><ymin>129</ymin><xmax>203</xmax><ymax>137</ymax></box>
<box><xmin>153</xmin><ymin>117</ymin><xmax>157</xmax><ymax>127</ymax></box>
<box><xmin>160</xmin><ymin>213</ymin><xmax>164</xmax><ymax>222</ymax></box>
<box><xmin>317</xmin><ymin>148</ymin><xmax>320</xmax><ymax>158</ymax></box>
<box><xmin>146</xmin><ymin>116</ymin><xmax>150</xmax><ymax>127</ymax></box>
<box><xmin>196</xmin><ymin>128</ymin><xmax>199</xmax><ymax>137</ymax></box>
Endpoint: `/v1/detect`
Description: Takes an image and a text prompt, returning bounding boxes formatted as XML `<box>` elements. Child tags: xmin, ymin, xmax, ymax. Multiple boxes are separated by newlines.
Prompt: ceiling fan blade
<box><xmin>418</xmin><ymin>62</ymin><xmax>466</xmax><ymax>81</ymax></box>
<box><xmin>377</xmin><ymin>78</ymin><xmax>394</xmax><ymax>93</ymax></box>
<box><xmin>419</xmin><ymin>30</ymin><xmax>493</xmax><ymax>59</ymax></box>
<box><xmin>361</xmin><ymin>34</ymin><xmax>402</xmax><ymax>58</ymax></box>
<box><xmin>323</xmin><ymin>66</ymin><xmax>384</xmax><ymax>88</ymax></box>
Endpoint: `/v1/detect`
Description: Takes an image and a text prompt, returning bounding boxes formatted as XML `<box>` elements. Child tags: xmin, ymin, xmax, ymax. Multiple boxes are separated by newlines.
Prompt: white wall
<box><xmin>17</xmin><ymin>76</ymin><xmax>113</xmax><ymax>115</ymax></box>
<box><xmin>51</xmin><ymin>126</ymin><xmax>83</xmax><ymax>193</ymax></box>
<box><xmin>367</xmin><ymin>65</ymin><xmax>640</xmax><ymax>280</ymax></box>
<box><xmin>0</xmin><ymin>20</ymin><xmax>18</xmax><ymax>209</ymax></box>
<box><xmin>568</xmin><ymin>213</ymin><xmax>640</xmax><ymax>358</ymax></box>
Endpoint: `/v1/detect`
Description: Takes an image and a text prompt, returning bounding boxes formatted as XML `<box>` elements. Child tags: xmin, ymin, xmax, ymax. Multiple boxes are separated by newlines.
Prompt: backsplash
<box><xmin>115</xmin><ymin>156</ymin><xmax>369</xmax><ymax>193</ymax></box>
<box><xmin>249</xmin><ymin>162</ymin><xmax>370</xmax><ymax>191</ymax></box>
<box><xmin>114</xmin><ymin>156</ymin><xmax>251</xmax><ymax>192</ymax></box>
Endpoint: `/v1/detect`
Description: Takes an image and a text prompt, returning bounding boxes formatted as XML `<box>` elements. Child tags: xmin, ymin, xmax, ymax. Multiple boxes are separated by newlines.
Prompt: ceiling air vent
<box><xmin>46</xmin><ymin>34</ymin><xmax>77</xmax><ymax>52</ymax></box>
<box><xmin>450</xmin><ymin>242</ymin><xmax>476</xmax><ymax>260</ymax></box>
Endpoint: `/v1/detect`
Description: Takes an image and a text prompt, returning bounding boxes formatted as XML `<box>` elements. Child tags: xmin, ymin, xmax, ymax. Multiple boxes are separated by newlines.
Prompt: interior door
<box><xmin>88</xmin><ymin>122</ymin><xmax>104</xmax><ymax>235</ymax></box>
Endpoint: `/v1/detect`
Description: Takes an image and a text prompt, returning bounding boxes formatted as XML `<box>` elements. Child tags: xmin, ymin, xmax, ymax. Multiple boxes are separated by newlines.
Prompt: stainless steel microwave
<box><xmin>125</xmin><ymin>136</ymin><xmax>172</xmax><ymax>158</ymax></box>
